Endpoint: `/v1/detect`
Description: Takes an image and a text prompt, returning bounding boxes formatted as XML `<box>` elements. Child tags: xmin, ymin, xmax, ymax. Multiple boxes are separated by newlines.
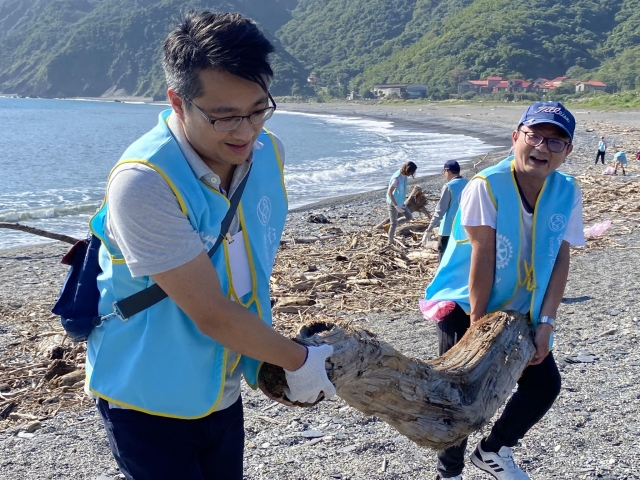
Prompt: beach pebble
<box><xmin>24</xmin><ymin>420</ymin><xmax>42</xmax><ymax>433</ymax></box>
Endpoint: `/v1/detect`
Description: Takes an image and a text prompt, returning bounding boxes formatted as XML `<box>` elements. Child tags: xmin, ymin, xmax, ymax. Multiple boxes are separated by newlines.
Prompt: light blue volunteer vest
<box><xmin>439</xmin><ymin>177</ymin><xmax>469</xmax><ymax>236</ymax></box>
<box><xmin>426</xmin><ymin>158</ymin><xmax>574</xmax><ymax>329</ymax></box>
<box><xmin>386</xmin><ymin>170</ymin><xmax>407</xmax><ymax>205</ymax></box>
<box><xmin>614</xmin><ymin>152</ymin><xmax>627</xmax><ymax>164</ymax></box>
<box><xmin>86</xmin><ymin>110</ymin><xmax>287</xmax><ymax>418</ymax></box>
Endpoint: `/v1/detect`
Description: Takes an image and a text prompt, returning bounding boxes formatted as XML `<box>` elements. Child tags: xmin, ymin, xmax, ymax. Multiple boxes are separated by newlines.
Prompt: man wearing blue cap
<box><xmin>424</xmin><ymin>102</ymin><xmax>584</xmax><ymax>480</ymax></box>
<box><xmin>422</xmin><ymin>160</ymin><xmax>468</xmax><ymax>261</ymax></box>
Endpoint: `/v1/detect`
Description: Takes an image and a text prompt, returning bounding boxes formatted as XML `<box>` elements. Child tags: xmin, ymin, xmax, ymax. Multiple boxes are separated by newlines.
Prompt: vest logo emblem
<box><xmin>257</xmin><ymin>196</ymin><xmax>272</xmax><ymax>226</ymax></box>
<box><xmin>496</xmin><ymin>234</ymin><xmax>513</xmax><ymax>270</ymax></box>
<box><xmin>548</xmin><ymin>214</ymin><xmax>567</xmax><ymax>232</ymax></box>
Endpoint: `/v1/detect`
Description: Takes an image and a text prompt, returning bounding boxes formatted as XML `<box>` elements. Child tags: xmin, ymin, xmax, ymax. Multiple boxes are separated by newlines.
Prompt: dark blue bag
<box><xmin>52</xmin><ymin>166</ymin><xmax>251</xmax><ymax>341</ymax></box>
<box><xmin>51</xmin><ymin>234</ymin><xmax>103</xmax><ymax>341</ymax></box>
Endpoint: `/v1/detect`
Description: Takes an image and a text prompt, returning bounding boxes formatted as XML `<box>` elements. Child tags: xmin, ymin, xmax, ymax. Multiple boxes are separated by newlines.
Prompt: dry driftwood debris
<box><xmin>259</xmin><ymin>311</ymin><xmax>536</xmax><ymax>450</ymax></box>
<box><xmin>374</xmin><ymin>185</ymin><xmax>433</xmax><ymax>231</ymax></box>
<box><xmin>0</xmin><ymin>159</ymin><xmax>636</xmax><ymax>432</ymax></box>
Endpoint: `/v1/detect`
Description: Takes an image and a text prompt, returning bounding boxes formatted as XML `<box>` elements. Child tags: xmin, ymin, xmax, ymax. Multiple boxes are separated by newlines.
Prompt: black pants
<box><xmin>595</xmin><ymin>150</ymin><xmax>605</xmax><ymax>164</ymax></box>
<box><xmin>437</xmin><ymin>235</ymin><xmax>450</xmax><ymax>262</ymax></box>
<box><xmin>435</xmin><ymin>304</ymin><xmax>561</xmax><ymax>478</ymax></box>
<box><xmin>97</xmin><ymin>396</ymin><xmax>245</xmax><ymax>480</ymax></box>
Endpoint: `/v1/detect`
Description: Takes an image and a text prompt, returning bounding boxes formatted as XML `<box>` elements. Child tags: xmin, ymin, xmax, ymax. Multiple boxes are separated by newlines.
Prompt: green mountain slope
<box><xmin>0</xmin><ymin>0</ymin><xmax>307</xmax><ymax>97</ymax></box>
<box><xmin>352</xmin><ymin>0</ymin><xmax>622</xmax><ymax>96</ymax></box>
<box><xmin>277</xmin><ymin>0</ymin><xmax>640</xmax><ymax>98</ymax></box>
<box><xmin>3</xmin><ymin>0</ymin><xmax>640</xmax><ymax>98</ymax></box>
<box><xmin>593</xmin><ymin>0</ymin><xmax>640</xmax><ymax>90</ymax></box>
<box><xmin>276</xmin><ymin>0</ymin><xmax>475</xmax><ymax>93</ymax></box>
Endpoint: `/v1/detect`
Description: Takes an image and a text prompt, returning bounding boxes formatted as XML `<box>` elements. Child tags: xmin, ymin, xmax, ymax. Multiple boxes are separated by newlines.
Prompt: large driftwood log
<box><xmin>0</xmin><ymin>222</ymin><xmax>79</xmax><ymax>245</ymax></box>
<box><xmin>259</xmin><ymin>312</ymin><xmax>536</xmax><ymax>450</ymax></box>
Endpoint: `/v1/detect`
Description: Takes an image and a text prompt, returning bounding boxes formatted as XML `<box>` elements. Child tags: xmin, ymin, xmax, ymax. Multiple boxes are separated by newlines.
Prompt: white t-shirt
<box><xmin>460</xmin><ymin>177</ymin><xmax>584</xmax><ymax>313</ymax></box>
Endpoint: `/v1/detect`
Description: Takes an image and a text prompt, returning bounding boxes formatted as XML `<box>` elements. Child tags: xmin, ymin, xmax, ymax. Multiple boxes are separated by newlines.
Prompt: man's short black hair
<box><xmin>163</xmin><ymin>12</ymin><xmax>274</xmax><ymax>103</ymax></box>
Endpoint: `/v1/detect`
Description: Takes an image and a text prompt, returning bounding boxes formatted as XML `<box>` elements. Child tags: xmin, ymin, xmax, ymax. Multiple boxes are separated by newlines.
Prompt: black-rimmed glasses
<box><xmin>519</xmin><ymin>128</ymin><xmax>571</xmax><ymax>153</ymax></box>
<box><xmin>187</xmin><ymin>93</ymin><xmax>277</xmax><ymax>132</ymax></box>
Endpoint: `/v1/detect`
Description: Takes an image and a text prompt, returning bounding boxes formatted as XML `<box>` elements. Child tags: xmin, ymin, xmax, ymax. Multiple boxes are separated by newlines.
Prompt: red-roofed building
<box><xmin>549</xmin><ymin>76</ymin><xmax>568</xmax><ymax>85</ymax></box>
<box><xmin>458</xmin><ymin>76</ymin><xmax>504</xmax><ymax>94</ymax></box>
<box><xmin>493</xmin><ymin>81</ymin><xmax>510</xmax><ymax>92</ymax></box>
<box><xmin>458</xmin><ymin>77</ymin><xmax>534</xmax><ymax>94</ymax></box>
<box><xmin>575</xmin><ymin>81</ymin><xmax>607</xmax><ymax>92</ymax></box>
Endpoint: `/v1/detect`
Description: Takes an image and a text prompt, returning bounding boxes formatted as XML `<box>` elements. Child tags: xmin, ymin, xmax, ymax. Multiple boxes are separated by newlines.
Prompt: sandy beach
<box><xmin>1</xmin><ymin>103</ymin><xmax>640</xmax><ymax>479</ymax></box>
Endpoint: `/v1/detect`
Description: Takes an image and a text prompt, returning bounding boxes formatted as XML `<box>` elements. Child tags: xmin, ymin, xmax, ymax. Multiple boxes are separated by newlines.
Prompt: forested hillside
<box><xmin>1</xmin><ymin>0</ymin><xmax>639</xmax><ymax>98</ymax></box>
<box><xmin>0</xmin><ymin>0</ymin><xmax>307</xmax><ymax>97</ymax></box>
<box><xmin>352</xmin><ymin>0</ymin><xmax>620</xmax><ymax>97</ymax></box>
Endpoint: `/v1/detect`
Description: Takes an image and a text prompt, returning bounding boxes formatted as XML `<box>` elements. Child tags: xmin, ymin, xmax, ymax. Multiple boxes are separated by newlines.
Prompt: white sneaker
<box><xmin>470</xmin><ymin>442</ymin><xmax>530</xmax><ymax>479</ymax></box>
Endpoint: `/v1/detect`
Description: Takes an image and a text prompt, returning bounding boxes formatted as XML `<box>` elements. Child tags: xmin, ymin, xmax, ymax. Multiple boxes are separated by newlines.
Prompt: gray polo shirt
<box><xmin>99</xmin><ymin>112</ymin><xmax>284</xmax><ymax>411</ymax></box>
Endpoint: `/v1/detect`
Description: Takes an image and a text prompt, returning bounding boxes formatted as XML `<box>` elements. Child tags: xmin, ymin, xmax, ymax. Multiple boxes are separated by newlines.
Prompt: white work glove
<box><xmin>395</xmin><ymin>205</ymin><xmax>405</xmax><ymax>214</ymax></box>
<box><xmin>284</xmin><ymin>344</ymin><xmax>336</xmax><ymax>403</ymax></box>
<box><xmin>421</xmin><ymin>230</ymin><xmax>430</xmax><ymax>246</ymax></box>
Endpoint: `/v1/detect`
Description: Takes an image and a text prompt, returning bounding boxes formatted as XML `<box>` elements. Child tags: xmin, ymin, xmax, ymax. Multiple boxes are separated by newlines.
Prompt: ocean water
<box><xmin>0</xmin><ymin>97</ymin><xmax>497</xmax><ymax>249</ymax></box>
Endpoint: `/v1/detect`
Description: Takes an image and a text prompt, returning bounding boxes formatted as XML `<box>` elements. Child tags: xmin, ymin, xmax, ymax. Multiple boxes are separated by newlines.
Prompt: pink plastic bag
<box><xmin>603</xmin><ymin>166</ymin><xmax>616</xmax><ymax>175</ymax></box>
<box><xmin>419</xmin><ymin>299</ymin><xmax>456</xmax><ymax>322</ymax></box>
<box><xmin>583</xmin><ymin>220</ymin><xmax>612</xmax><ymax>237</ymax></box>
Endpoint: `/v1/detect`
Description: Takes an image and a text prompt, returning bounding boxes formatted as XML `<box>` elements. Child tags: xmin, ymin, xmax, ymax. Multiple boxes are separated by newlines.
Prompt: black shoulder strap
<box><xmin>112</xmin><ymin>165</ymin><xmax>252</xmax><ymax>320</ymax></box>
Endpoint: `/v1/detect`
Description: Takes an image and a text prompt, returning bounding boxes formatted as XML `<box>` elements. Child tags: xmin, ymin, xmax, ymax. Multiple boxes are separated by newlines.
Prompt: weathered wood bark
<box><xmin>259</xmin><ymin>312</ymin><xmax>536</xmax><ymax>450</ymax></box>
<box><xmin>375</xmin><ymin>186</ymin><xmax>431</xmax><ymax>230</ymax></box>
<box><xmin>0</xmin><ymin>222</ymin><xmax>79</xmax><ymax>245</ymax></box>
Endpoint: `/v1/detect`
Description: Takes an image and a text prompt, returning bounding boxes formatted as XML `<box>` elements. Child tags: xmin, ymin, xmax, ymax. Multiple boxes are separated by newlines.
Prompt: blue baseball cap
<box><xmin>442</xmin><ymin>160</ymin><xmax>460</xmax><ymax>173</ymax></box>
<box><xmin>518</xmin><ymin>101</ymin><xmax>575</xmax><ymax>140</ymax></box>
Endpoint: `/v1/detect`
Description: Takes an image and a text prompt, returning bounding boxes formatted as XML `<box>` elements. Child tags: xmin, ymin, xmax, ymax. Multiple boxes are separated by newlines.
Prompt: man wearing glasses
<box><xmin>87</xmin><ymin>12</ymin><xmax>334</xmax><ymax>479</ymax></box>
<box><xmin>424</xmin><ymin>102</ymin><xmax>584</xmax><ymax>480</ymax></box>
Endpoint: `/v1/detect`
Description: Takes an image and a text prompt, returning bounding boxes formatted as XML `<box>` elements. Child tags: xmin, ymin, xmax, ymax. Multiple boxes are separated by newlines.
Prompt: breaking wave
<box><xmin>0</xmin><ymin>202</ymin><xmax>99</xmax><ymax>223</ymax></box>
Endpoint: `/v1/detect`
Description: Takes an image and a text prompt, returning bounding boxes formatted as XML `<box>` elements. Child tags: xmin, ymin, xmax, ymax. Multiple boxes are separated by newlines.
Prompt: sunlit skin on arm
<box><xmin>465</xmin><ymin>225</ymin><xmax>496</xmax><ymax>324</ymax></box>
<box><xmin>151</xmin><ymin>251</ymin><xmax>307</xmax><ymax>372</ymax></box>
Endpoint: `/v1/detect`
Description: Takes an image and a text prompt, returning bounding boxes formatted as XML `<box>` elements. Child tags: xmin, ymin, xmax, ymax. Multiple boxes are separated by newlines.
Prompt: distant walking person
<box><xmin>422</xmin><ymin>160</ymin><xmax>468</xmax><ymax>261</ymax></box>
<box><xmin>386</xmin><ymin>161</ymin><xmax>417</xmax><ymax>244</ymax></box>
<box><xmin>595</xmin><ymin>136</ymin><xmax>606</xmax><ymax>164</ymax></box>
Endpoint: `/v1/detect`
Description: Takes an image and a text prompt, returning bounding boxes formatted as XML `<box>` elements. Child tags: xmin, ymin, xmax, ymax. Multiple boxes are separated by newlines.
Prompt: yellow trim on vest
<box><xmin>453</xmin><ymin>210</ymin><xmax>470</xmax><ymax>245</ymax></box>
<box><xmin>90</xmin><ymin>158</ymin><xmax>191</xmax><ymax>264</ymax></box>
<box><xmin>244</xmin><ymin>360</ymin><xmax>264</xmax><ymax>390</ymax></box>
<box><xmin>200</xmin><ymin>179</ymin><xmax>232</xmax><ymax>207</ymax></box>
<box><xmin>229</xmin><ymin>353</ymin><xmax>242</xmax><ymax>375</ymax></box>
<box><xmin>237</xmin><ymin>204</ymin><xmax>262</xmax><ymax>315</ymax></box>
<box><xmin>492</xmin><ymin>167</ymin><xmax>525</xmax><ymax>312</ymax></box>
<box><xmin>89</xmin><ymin>348</ymin><xmax>230</xmax><ymax>420</ymax></box>
<box><xmin>473</xmin><ymin>174</ymin><xmax>498</xmax><ymax>210</ymax></box>
<box><xmin>528</xmin><ymin>178</ymin><xmax>547</xmax><ymax>318</ymax></box>
<box><xmin>222</xmin><ymin>240</ymin><xmax>242</xmax><ymax>304</ymax></box>
<box><xmin>114</xmin><ymin>159</ymin><xmax>189</xmax><ymax>216</ymax></box>
<box><xmin>88</xmin><ymin>214</ymin><xmax>126</xmax><ymax>264</ymax></box>
<box><xmin>264</xmin><ymin>128</ymin><xmax>288</xmax><ymax>204</ymax></box>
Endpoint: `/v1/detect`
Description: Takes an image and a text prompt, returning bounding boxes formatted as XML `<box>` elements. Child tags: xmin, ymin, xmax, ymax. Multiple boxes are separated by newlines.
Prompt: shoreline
<box><xmin>2</xmin><ymin>98</ymin><xmax>638</xmax><ymax>248</ymax></box>
<box><xmin>2</xmin><ymin>104</ymin><xmax>640</xmax><ymax>478</ymax></box>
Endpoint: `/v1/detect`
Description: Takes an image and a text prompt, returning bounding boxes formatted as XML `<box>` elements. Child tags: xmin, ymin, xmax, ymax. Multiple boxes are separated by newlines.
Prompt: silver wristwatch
<box><xmin>538</xmin><ymin>316</ymin><xmax>555</xmax><ymax>329</ymax></box>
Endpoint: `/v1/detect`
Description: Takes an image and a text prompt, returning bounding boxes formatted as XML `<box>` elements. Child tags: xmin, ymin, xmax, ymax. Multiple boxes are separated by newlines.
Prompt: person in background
<box><xmin>422</xmin><ymin>160</ymin><xmax>468</xmax><ymax>261</ymax></box>
<box><xmin>635</xmin><ymin>150</ymin><xmax>640</xmax><ymax>161</ymax></box>
<box><xmin>613</xmin><ymin>150</ymin><xmax>627</xmax><ymax>175</ymax></box>
<box><xmin>86</xmin><ymin>12</ymin><xmax>335</xmax><ymax>480</ymax></box>
<box><xmin>386</xmin><ymin>161</ymin><xmax>418</xmax><ymax>244</ymax></box>
<box><xmin>595</xmin><ymin>136</ymin><xmax>606</xmax><ymax>164</ymax></box>
<box><xmin>424</xmin><ymin>101</ymin><xmax>584</xmax><ymax>480</ymax></box>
